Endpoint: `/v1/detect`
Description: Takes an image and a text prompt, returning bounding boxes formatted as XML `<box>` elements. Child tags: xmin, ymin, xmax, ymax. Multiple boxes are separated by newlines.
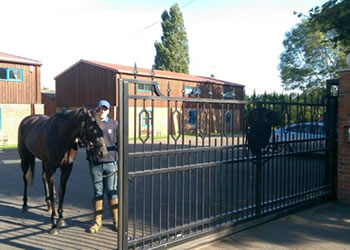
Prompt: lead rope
<box><xmin>102</xmin><ymin>168</ymin><xmax>118</xmax><ymax>178</ymax></box>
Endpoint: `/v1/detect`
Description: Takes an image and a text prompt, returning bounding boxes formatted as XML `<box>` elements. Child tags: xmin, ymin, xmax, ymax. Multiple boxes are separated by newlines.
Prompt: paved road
<box><xmin>0</xmin><ymin>148</ymin><xmax>118</xmax><ymax>249</ymax></box>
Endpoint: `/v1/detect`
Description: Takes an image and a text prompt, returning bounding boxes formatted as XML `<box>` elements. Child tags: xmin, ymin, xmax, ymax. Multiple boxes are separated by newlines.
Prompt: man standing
<box><xmin>88</xmin><ymin>99</ymin><xmax>118</xmax><ymax>233</ymax></box>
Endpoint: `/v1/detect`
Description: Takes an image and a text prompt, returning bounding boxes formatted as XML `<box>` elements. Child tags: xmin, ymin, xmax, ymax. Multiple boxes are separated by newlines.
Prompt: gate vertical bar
<box><xmin>118</xmin><ymin>78</ymin><xmax>129</xmax><ymax>250</ymax></box>
<box><xmin>255</xmin><ymin>152</ymin><xmax>262</xmax><ymax>216</ymax></box>
<box><xmin>325</xmin><ymin>79</ymin><xmax>339</xmax><ymax>199</ymax></box>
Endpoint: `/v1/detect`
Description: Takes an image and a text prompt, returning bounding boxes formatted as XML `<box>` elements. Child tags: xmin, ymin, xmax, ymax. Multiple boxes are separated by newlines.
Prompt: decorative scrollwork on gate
<box><xmin>198</xmin><ymin>109</ymin><xmax>208</xmax><ymax>140</ymax></box>
<box><xmin>224</xmin><ymin>110</ymin><xmax>232</xmax><ymax>137</ymax></box>
<box><xmin>170</xmin><ymin>107</ymin><xmax>181</xmax><ymax>143</ymax></box>
<box><xmin>138</xmin><ymin>108</ymin><xmax>150</xmax><ymax>143</ymax></box>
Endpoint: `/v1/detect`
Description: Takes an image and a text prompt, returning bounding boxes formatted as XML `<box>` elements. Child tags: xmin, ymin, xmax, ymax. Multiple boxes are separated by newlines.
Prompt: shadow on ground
<box><xmin>194</xmin><ymin>201</ymin><xmax>350</xmax><ymax>250</ymax></box>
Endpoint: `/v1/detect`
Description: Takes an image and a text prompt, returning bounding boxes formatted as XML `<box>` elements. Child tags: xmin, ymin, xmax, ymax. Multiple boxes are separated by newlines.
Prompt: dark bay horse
<box><xmin>18</xmin><ymin>106</ymin><xmax>108</xmax><ymax>234</ymax></box>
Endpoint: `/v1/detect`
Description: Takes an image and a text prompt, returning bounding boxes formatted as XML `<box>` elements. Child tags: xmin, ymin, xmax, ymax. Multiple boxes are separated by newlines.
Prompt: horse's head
<box><xmin>79</xmin><ymin>107</ymin><xmax>108</xmax><ymax>159</ymax></box>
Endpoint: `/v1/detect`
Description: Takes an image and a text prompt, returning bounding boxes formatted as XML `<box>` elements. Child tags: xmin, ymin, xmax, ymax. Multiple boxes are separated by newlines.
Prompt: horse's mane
<box><xmin>51</xmin><ymin>107</ymin><xmax>102</xmax><ymax>127</ymax></box>
<box><xmin>51</xmin><ymin>108</ymin><xmax>83</xmax><ymax>121</ymax></box>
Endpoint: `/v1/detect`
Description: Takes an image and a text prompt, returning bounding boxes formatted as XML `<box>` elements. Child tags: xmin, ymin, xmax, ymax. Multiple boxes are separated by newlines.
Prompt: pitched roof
<box><xmin>0</xmin><ymin>52</ymin><xmax>41</xmax><ymax>65</ymax></box>
<box><xmin>199</xmin><ymin>76</ymin><xmax>245</xmax><ymax>87</ymax></box>
<box><xmin>55</xmin><ymin>59</ymin><xmax>244</xmax><ymax>87</ymax></box>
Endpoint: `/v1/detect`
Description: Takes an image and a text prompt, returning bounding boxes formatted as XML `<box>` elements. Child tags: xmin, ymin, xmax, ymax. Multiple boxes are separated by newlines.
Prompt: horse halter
<box><xmin>78</xmin><ymin>110</ymin><xmax>105</xmax><ymax>151</ymax></box>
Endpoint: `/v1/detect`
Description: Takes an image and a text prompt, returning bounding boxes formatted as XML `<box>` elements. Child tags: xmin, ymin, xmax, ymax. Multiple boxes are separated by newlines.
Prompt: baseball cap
<box><xmin>98</xmin><ymin>100</ymin><xmax>110</xmax><ymax>109</ymax></box>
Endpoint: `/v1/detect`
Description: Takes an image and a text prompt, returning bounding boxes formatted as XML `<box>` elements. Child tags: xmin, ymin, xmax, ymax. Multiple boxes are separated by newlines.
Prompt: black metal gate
<box><xmin>117</xmin><ymin>78</ymin><xmax>338</xmax><ymax>249</ymax></box>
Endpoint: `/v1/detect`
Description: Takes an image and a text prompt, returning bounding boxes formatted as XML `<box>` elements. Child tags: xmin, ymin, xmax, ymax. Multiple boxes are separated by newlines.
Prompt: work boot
<box><xmin>109</xmin><ymin>199</ymin><xmax>118</xmax><ymax>231</ymax></box>
<box><xmin>89</xmin><ymin>199</ymin><xmax>103</xmax><ymax>233</ymax></box>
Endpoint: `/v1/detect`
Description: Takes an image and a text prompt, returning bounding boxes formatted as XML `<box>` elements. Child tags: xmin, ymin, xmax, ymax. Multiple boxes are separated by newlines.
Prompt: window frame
<box><xmin>184</xmin><ymin>86</ymin><xmax>202</xmax><ymax>97</ymax></box>
<box><xmin>137</xmin><ymin>83</ymin><xmax>152</xmax><ymax>92</ymax></box>
<box><xmin>223</xmin><ymin>88</ymin><xmax>235</xmax><ymax>99</ymax></box>
<box><xmin>0</xmin><ymin>67</ymin><xmax>24</xmax><ymax>82</ymax></box>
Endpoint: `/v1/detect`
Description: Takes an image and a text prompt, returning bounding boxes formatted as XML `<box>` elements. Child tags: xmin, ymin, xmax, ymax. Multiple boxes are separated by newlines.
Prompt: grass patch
<box><xmin>0</xmin><ymin>144</ymin><xmax>17</xmax><ymax>150</ymax></box>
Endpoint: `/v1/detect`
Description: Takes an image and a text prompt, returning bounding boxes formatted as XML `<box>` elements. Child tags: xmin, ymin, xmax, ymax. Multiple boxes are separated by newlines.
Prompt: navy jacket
<box><xmin>88</xmin><ymin>118</ymin><xmax>118</xmax><ymax>164</ymax></box>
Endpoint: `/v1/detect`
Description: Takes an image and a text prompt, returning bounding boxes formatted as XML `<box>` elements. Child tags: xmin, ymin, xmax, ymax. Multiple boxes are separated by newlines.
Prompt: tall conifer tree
<box><xmin>154</xmin><ymin>4</ymin><xmax>190</xmax><ymax>73</ymax></box>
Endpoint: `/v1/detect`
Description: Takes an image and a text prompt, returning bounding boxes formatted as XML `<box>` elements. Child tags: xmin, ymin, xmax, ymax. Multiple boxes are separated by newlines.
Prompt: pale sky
<box><xmin>1</xmin><ymin>0</ymin><xmax>327</xmax><ymax>95</ymax></box>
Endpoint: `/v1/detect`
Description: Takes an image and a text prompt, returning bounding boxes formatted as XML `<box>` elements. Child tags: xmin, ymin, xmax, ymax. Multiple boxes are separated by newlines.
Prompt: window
<box><xmin>184</xmin><ymin>86</ymin><xmax>201</xmax><ymax>97</ymax></box>
<box><xmin>141</xmin><ymin>109</ymin><xmax>152</xmax><ymax>128</ymax></box>
<box><xmin>0</xmin><ymin>67</ymin><xmax>23</xmax><ymax>82</ymax></box>
<box><xmin>188</xmin><ymin>110</ymin><xmax>197</xmax><ymax>125</ymax></box>
<box><xmin>0</xmin><ymin>69</ymin><xmax>6</xmax><ymax>79</ymax></box>
<box><xmin>137</xmin><ymin>84</ymin><xmax>152</xmax><ymax>92</ymax></box>
<box><xmin>225</xmin><ymin>112</ymin><xmax>231</xmax><ymax>125</ymax></box>
<box><xmin>223</xmin><ymin>88</ymin><xmax>235</xmax><ymax>99</ymax></box>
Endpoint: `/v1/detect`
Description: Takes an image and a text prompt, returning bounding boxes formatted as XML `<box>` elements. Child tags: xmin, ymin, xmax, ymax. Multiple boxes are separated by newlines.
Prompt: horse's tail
<box><xmin>24</xmin><ymin>156</ymin><xmax>35</xmax><ymax>186</ymax></box>
<box><xmin>18</xmin><ymin>120</ymin><xmax>36</xmax><ymax>186</ymax></box>
<box><xmin>18</xmin><ymin>146</ymin><xmax>36</xmax><ymax>186</ymax></box>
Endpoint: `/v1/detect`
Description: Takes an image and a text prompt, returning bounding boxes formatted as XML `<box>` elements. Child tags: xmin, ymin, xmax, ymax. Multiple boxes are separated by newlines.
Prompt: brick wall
<box><xmin>337</xmin><ymin>69</ymin><xmax>350</xmax><ymax>203</ymax></box>
<box><xmin>0</xmin><ymin>104</ymin><xmax>44</xmax><ymax>145</ymax></box>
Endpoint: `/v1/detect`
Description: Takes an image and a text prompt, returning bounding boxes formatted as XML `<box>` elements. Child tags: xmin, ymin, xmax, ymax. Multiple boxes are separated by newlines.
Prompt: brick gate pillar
<box><xmin>337</xmin><ymin>68</ymin><xmax>350</xmax><ymax>203</ymax></box>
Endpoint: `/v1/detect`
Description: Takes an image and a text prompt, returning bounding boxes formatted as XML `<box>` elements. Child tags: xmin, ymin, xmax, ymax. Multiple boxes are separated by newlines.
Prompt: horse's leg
<box><xmin>42</xmin><ymin>163</ymin><xmax>53</xmax><ymax>213</ymax></box>
<box><xmin>46</xmin><ymin>167</ymin><xmax>58</xmax><ymax>235</ymax></box>
<box><xmin>21</xmin><ymin>161</ymin><xmax>29</xmax><ymax>212</ymax></box>
<box><xmin>19</xmin><ymin>145</ymin><xmax>35</xmax><ymax>212</ymax></box>
<box><xmin>57</xmin><ymin>163</ymin><xmax>73</xmax><ymax>228</ymax></box>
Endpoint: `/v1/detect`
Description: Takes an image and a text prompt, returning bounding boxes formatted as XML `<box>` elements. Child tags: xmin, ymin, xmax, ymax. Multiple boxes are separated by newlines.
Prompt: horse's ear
<box><xmin>82</xmin><ymin>105</ymin><xmax>88</xmax><ymax>113</ymax></box>
<box><xmin>95</xmin><ymin>106</ymin><xmax>102</xmax><ymax>114</ymax></box>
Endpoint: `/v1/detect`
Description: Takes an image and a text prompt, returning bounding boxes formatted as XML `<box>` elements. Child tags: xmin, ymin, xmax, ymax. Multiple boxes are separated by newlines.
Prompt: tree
<box><xmin>279</xmin><ymin>19</ymin><xmax>347</xmax><ymax>91</ymax></box>
<box><xmin>308</xmin><ymin>0</ymin><xmax>350</xmax><ymax>53</ymax></box>
<box><xmin>245</xmin><ymin>91</ymin><xmax>326</xmax><ymax>127</ymax></box>
<box><xmin>154</xmin><ymin>4</ymin><xmax>190</xmax><ymax>74</ymax></box>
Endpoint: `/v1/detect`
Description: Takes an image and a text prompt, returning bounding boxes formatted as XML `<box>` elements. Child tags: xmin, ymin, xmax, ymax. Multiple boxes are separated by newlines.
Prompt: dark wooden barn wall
<box><xmin>41</xmin><ymin>93</ymin><xmax>56</xmax><ymax>116</ymax></box>
<box><xmin>56</xmin><ymin>63</ymin><xmax>116</xmax><ymax>107</ymax></box>
<box><xmin>56</xmin><ymin>62</ymin><xmax>244</xmax><ymax>110</ymax></box>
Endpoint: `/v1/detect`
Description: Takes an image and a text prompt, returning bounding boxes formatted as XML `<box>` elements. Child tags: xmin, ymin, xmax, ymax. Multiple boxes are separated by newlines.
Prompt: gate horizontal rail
<box><xmin>129</xmin><ymin>94</ymin><xmax>247</xmax><ymax>104</ymax></box>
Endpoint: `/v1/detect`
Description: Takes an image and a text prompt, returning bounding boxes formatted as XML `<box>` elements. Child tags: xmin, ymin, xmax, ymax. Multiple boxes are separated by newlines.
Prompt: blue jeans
<box><xmin>89</xmin><ymin>161</ymin><xmax>118</xmax><ymax>200</ymax></box>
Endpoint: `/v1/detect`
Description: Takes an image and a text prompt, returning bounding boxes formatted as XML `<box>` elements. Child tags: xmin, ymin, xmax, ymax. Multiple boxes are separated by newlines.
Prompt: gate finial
<box><xmin>151</xmin><ymin>65</ymin><xmax>155</xmax><ymax>80</ymax></box>
<box><xmin>133</xmin><ymin>62</ymin><xmax>138</xmax><ymax>79</ymax></box>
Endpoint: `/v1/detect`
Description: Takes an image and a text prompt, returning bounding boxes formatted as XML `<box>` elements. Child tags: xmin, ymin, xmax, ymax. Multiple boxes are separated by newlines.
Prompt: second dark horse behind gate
<box><xmin>18</xmin><ymin>107</ymin><xmax>108</xmax><ymax>235</ymax></box>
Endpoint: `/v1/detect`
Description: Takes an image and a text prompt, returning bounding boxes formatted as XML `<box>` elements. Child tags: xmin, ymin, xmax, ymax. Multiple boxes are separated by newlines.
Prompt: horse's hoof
<box><xmin>57</xmin><ymin>219</ymin><xmax>67</xmax><ymax>228</ymax></box>
<box><xmin>22</xmin><ymin>205</ymin><xmax>28</xmax><ymax>212</ymax></box>
<box><xmin>49</xmin><ymin>227</ymin><xmax>59</xmax><ymax>235</ymax></box>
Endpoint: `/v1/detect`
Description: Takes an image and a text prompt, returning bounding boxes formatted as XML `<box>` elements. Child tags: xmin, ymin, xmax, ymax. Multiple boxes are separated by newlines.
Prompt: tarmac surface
<box><xmin>1</xmin><ymin>148</ymin><xmax>350</xmax><ymax>250</ymax></box>
<box><xmin>186</xmin><ymin>201</ymin><xmax>350</xmax><ymax>250</ymax></box>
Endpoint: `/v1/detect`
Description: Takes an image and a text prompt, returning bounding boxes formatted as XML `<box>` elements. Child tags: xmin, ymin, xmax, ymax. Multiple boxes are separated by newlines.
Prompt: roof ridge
<box><xmin>0</xmin><ymin>51</ymin><xmax>41</xmax><ymax>65</ymax></box>
<box><xmin>84</xmin><ymin>60</ymin><xmax>228</xmax><ymax>84</ymax></box>
<box><xmin>56</xmin><ymin>59</ymin><xmax>244</xmax><ymax>87</ymax></box>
